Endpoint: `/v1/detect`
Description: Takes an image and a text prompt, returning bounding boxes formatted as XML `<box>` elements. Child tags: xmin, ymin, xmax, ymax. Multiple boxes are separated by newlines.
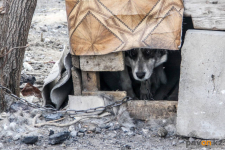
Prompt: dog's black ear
<box><xmin>155</xmin><ymin>53</ymin><xmax>168</xmax><ymax>67</ymax></box>
<box><xmin>158</xmin><ymin>49</ymin><xmax>168</xmax><ymax>56</ymax></box>
<box><xmin>125</xmin><ymin>50</ymin><xmax>129</xmax><ymax>57</ymax></box>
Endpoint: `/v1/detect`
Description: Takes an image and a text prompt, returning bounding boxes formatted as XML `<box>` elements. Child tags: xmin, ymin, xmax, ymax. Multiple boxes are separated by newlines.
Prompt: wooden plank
<box><xmin>81</xmin><ymin>71</ymin><xmax>100</xmax><ymax>91</ymax></box>
<box><xmin>127</xmin><ymin>101</ymin><xmax>177</xmax><ymax>120</ymax></box>
<box><xmin>82</xmin><ymin>91</ymin><xmax>127</xmax><ymax>101</ymax></box>
<box><xmin>191</xmin><ymin>17</ymin><xmax>225</xmax><ymax>30</ymax></box>
<box><xmin>80</xmin><ymin>52</ymin><xmax>124</xmax><ymax>72</ymax></box>
<box><xmin>71</xmin><ymin>67</ymin><xmax>82</xmax><ymax>96</ymax></box>
<box><xmin>71</xmin><ymin>55</ymin><xmax>79</xmax><ymax>68</ymax></box>
<box><xmin>184</xmin><ymin>0</ymin><xmax>225</xmax><ymax>30</ymax></box>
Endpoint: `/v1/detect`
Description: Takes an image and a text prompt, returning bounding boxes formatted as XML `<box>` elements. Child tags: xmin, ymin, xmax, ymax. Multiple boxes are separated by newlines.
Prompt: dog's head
<box><xmin>125</xmin><ymin>48</ymin><xmax>168</xmax><ymax>81</ymax></box>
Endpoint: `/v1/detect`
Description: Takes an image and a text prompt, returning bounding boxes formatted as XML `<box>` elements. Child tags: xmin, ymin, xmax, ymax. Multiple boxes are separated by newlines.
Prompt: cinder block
<box><xmin>177</xmin><ymin>30</ymin><xmax>225</xmax><ymax>139</ymax></box>
<box><xmin>68</xmin><ymin>95</ymin><xmax>105</xmax><ymax>115</ymax></box>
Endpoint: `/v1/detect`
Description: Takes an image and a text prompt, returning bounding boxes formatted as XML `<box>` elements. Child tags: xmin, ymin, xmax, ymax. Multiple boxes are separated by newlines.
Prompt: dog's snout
<box><xmin>136</xmin><ymin>72</ymin><xmax>146</xmax><ymax>79</ymax></box>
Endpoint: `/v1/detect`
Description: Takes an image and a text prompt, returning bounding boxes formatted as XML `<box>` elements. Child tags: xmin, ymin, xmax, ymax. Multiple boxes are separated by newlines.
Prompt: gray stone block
<box><xmin>68</xmin><ymin>95</ymin><xmax>105</xmax><ymax>115</ymax></box>
<box><xmin>177</xmin><ymin>30</ymin><xmax>225</xmax><ymax>139</ymax></box>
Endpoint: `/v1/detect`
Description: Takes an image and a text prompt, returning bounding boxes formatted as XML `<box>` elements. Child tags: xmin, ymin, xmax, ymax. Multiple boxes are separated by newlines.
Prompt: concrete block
<box><xmin>177</xmin><ymin>30</ymin><xmax>225</xmax><ymax>139</ymax></box>
<box><xmin>68</xmin><ymin>96</ymin><xmax>105</xmax><ymax>115</ymax></box>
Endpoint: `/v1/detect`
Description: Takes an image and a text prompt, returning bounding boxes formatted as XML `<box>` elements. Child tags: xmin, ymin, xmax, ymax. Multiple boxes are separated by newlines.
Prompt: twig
<box><xmin>0</xmin><ymin>44</ymin><xmax>29</xmax><ymax>58</ymax></box>
<box><xmin>27</xmin><ymin>60</ymin><xmax>55</xmax><ymax>64</ymax></box>
<box><xmin>0</xmin><ymin>44</ymin><xmax>29</xmax><ymax>70</ymax></box>
<box><xmin>104</xmin><ymin>117</ymin><xmax>116</xmax><ymax>124</ymax></box>
<box><xmin>34</xmin><ymin>115</ymin><xmax>101</xmax><ymax>127</ymax></box>
<box><xmin>47</xmin><ymin>117</ymin><xmax>65</xmax><ymax>123</ymax></box>
<box><xmin>32</xmin><ymin>113</ymin><xmax>41</xmax><ymax>127</ymax></box>
<box><xmin>0</xmin><ymin>7</ymin><xmax>5</xmax><ymax>15</ymax></box>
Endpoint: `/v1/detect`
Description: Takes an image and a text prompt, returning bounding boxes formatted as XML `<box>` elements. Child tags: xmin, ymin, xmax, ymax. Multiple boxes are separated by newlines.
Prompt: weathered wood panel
<box><xmin>127</xmin><ymin>101</ymin><xmax>177</xmax><ymax>120</ymax></box>
<box><xmin>71</xmin><ymin>55</ymin><xmax>79</xmax><ymax>69</ymax></box>
<box><xmin>82</xmin><ymin>91</ymin><xmax>127</xmax><ymax>100</ymax></box>
<box><xmin>81</xmin><ymin>71</ymin><xmax>100</xmax><ymax>91</ymax></box>
<box><xmin>80</xmin><ymin>52</ymin><xmax>124</xmax><ymax>71</ymax></box>
<box><xmin>184</xmin><ymin>0</ymin><xmax>225</xmax><ymax>30</ymax></box>
<box><xmin>71</xmin><ymin>67</ymin><xmax>82</xmax><ymax>96</ymax></box>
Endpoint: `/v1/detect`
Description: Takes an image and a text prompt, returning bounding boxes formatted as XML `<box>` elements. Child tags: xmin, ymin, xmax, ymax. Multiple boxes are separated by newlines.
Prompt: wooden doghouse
<box><xmin>70</xmin><ymin>49</ymin><xmax>179</xmax><ymax>120</ymax></box>
<box><xmin>65</xmin><ymin>0</ymin><xmax>184</xmax><ymax>120</ymax></box>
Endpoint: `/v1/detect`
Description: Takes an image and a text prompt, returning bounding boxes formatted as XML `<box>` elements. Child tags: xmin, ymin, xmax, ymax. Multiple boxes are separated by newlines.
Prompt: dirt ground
<box><xmin>0</xmin><ymin>0</ymin><xmax>222</xmax><ymax>149</ymax></box>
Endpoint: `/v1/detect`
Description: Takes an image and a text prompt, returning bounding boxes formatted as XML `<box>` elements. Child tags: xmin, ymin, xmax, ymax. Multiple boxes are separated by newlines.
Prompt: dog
<box><xmin>120</xmin><ymin>48</ymin><xmax>168</xmax><ymax>100</ymax></box>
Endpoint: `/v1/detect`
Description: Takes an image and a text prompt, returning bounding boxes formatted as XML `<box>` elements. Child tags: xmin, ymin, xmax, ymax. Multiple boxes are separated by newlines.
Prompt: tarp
<box><xmin>42</xmin><ymin>47</ymin><xmax>73</xmax><ymax>109</ymax></box>
<box><xmin>66</xmin><ymin>0</ymin><xmax>184</xmax><ymax>55</ymax></box>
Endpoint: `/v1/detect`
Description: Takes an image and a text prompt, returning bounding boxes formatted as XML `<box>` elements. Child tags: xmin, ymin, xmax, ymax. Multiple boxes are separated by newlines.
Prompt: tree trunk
<box><xmin>0</xmin><ymin>0</ymin><xmax>37</xmax><ymax>112</ymax></box>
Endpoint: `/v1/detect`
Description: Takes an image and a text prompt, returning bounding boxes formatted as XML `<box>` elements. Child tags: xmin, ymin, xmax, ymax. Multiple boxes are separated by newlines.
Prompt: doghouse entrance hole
<box><xmin>99</xmin><ymin>17</ymin><xmax>194</xmax><ymax>101</ymax></box>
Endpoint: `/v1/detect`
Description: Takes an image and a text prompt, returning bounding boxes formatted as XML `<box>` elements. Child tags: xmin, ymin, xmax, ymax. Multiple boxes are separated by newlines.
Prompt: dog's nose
<box><xmin>136</xmin><ymin>72</ymin><xmax>146</xmax><ymax>79</ymax></box>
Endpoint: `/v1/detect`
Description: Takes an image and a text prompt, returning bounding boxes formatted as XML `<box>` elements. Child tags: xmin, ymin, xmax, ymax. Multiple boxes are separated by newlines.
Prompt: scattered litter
<box><xmin>0</xmin><ymin>143</ymin><xmax>3</xmax><ymax>149</ymax></box>
<box><xmin>44</xmin><ymin>113</ymin><xmax>64</xmax><ymax>121</ymax></box>
<box><xmin>172</xmin><ymin>140</ymin><xmax>177</xmax><ymax>146</ymax></box>
<box><xmin>22</xmin><ymin>136</ymin><xmax>38</xmax><ymax>144</ymax></box>
<box><xmin>70</xmin><ymin>131</ymin><xmax>77</xmax><ymax>137</ymax></box>
<box><xmin>20</xmin><ymin>74</ymin><xmax>36</xmax><ymax>85</ymax></box>
<box><xmin>9</xmin><ymin>102</ymin><xmax>29</xmax><ymax>113</ymax></box>
<box><xmin>21</xmin><ymin>83</ymin><xmax>42</xmax><ymax>98</ymax></box>
<box><xmin>49</xmin><ymin>132</ymin><xmax>70</xmax><ymax>145</ymax></box>
<box><xmin>23</xmin><ymin>62</ymin><xmax>34</xmax><ymax>71</ymax></box>
<box><xmin>78</xmin><ymin>128</ymin><xmax>87</xmax><ymax>133</ymax></box>
<box><xmin>87</xmin><ymin>124</ymin><xmax>96</xmax><ymax>132</ymax></box>
<box><xmin>95</xmin><ymin>128</ymin><xmax>101</xmax><ymax>134</ymax></box>
<box><xmin>157</xmin><ymin>127</ymin><xmax>168</xmax><ymax>137</ymax></box>
<box><xmin>49</xmin><ymin>130</ymin><xmax>54</xmax><ymax>136</ymax></box>
<box><xmin>77</xmin><ymin>132</ymin><xmax>84</xmax><ymax>137</ymax></box>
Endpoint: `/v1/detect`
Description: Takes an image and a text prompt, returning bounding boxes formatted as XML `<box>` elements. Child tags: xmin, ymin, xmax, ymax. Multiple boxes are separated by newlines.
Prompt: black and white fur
<box><xmin>120</xmin><ymin>48</ymin><xmax>168</xmax><ymax>99</ymax></box>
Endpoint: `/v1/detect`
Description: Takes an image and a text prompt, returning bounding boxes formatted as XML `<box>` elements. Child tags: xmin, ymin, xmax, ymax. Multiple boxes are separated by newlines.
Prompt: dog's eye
<box><xmin>144</xmin><ymin>50</ymin><xmax>151</xmax><ymax>55</ymax></box>
<box><xmin>127</xmin><ymin>49</ymin><xmax>138</xmax><ymax>60</ymax></box>
<box><xmin>131</xmin><ymin>51</ymin><xmax>136</xmax><ymax>56</ymax></box>
<box><xmin>143</xmin><ymin>49</ymin><xmax>156</xmax><ymax>59</ymax></box>
<box><xmin>130</xmin><ymin>50</ymin><xmax>137</xmax><ymax>57</ymax></box>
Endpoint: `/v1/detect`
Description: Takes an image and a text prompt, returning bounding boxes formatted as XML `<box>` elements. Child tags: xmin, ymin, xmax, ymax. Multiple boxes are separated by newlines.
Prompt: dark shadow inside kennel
<box><xmin>100</xmin><ymin>17</ymin><xmax>194</xmax><ymax>101</ymax></box>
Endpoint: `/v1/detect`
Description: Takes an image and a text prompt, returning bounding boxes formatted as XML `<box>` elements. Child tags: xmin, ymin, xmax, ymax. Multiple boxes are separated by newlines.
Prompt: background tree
<box><xmin>0</xmin><ymin>0</ymin><xmax>37</xmax><ymax>112</ymax></box>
